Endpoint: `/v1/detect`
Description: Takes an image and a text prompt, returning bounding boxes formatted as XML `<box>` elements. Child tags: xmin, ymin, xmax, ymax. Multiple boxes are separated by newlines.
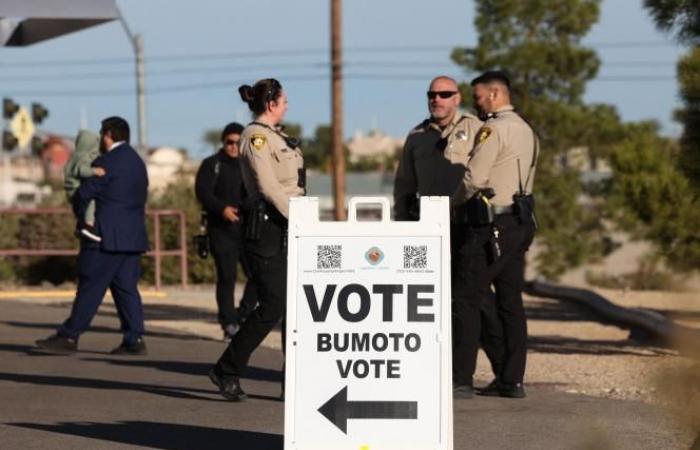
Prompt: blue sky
<box><xmin>1</xmin><ymin>0</ymin><xmax>687</xmax><ymax>159</ymax></box>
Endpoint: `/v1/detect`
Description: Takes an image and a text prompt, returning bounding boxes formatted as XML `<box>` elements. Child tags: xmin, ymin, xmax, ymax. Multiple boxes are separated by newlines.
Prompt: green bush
<box><xmin>0</xmin><ymin>176</ymin><xmax>207</xmax><ymax>287</ymax></box>
<box><xmin>146</xmin><ymin>172</ymin><xmax>216</xmax><ymax>285</ymax></box>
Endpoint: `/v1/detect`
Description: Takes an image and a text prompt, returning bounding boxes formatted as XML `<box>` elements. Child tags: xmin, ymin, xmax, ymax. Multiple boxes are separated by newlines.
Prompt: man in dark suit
<box><xmin>36</xmin><ymin>116</ymin><xmax>150</xmax><ymax>355</ymax></box>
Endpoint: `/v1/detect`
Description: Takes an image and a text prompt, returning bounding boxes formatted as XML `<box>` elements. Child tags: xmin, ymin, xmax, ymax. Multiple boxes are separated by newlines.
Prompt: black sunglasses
<box><xmin>224</xmin><ymin>139</ymin><xmax>240</xmax><ymax>146</ymax></box>
<box><xmin>427</xmin><ymin>90</ymin><xmax>457</xmax><ymax>100</ymax></box>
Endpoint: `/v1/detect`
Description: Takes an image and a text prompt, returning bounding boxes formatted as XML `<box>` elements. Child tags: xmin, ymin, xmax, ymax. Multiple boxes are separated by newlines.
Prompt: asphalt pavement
<box><xmin>0</xmin><ymin>299</ymin><xmax>693</xmax><ymax>450</ymax></box>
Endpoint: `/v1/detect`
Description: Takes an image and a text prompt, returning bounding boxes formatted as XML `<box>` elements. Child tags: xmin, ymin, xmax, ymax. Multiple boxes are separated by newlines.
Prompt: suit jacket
<box><xmin>74</xmin><ymin>143</ymin><xmax>149</xmax><ymax>253</ymax></box>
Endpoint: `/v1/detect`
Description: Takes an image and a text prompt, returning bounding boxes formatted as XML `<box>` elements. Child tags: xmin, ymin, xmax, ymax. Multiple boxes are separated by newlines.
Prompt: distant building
<box><xmin>346</xmin><ymin>130</ymin><xmax>404</xmax><ymax>164</ymax></box>
<box><xmin>563</xmin><ymin>146</ymin><xmax>613</xmax><ymax>185</ymax></box>
<box><xmin>0</xmin><ymin>171</ymin><xmax>49</xmax><ymax>207</ymax></box>
<box><xmin>306</xmin><ymin>170</ymin><xmax>395</xmax><ymax>219</ymax></box>
<box><xmin>146</xmin><ymin>147</ymin><xmax>189</xmax><ymax>191</ymax></box>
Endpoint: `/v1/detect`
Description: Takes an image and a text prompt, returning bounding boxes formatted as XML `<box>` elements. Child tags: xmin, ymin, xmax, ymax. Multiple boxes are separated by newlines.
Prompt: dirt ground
<box><xmin>468</xmin><ymin>288</ymin><xmax>700</xmax><ymax>443</ymax></box>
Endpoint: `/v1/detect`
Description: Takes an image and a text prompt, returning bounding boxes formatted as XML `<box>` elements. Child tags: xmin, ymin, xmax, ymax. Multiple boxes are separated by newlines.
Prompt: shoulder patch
<box><xmin>251</xmin><ymin>134</ymin><xmax>267</xmax><ymax>151</ymax></box>
<box><xmin>476</xmin><ymin>127</ymin><xmax>492</xmax><ymax>144</ymax></box>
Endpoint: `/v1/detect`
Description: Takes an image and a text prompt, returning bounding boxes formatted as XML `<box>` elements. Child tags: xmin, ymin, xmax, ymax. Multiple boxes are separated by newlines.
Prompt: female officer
<box><xmin>209</xmin><ymin>78</ymin><xmax>304</xmax><ymax>401</ymax></box>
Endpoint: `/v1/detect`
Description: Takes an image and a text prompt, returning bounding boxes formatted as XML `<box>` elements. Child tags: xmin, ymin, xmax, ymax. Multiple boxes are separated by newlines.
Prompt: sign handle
<box><xmin>347</xmin><ymin>197</ymin><xmax>391</xmax><ymax>223</ymax></box>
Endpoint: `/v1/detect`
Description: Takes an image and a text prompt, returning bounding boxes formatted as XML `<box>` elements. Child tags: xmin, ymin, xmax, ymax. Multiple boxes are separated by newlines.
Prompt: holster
<box><xmin>298</xmin><ymin>167</ymin><xmax>307</xmax><ymax>194</ymax></box>
<box><xmin>462</xmin><ymin>188</ymin><xmax>495</xmax><ymax>226</ymax></box>
<box><xmin>193</xmin><ymin>233</ymin><xmax>209</xmax><ymax>259</ymax></box>
<box><xmin>244</xmin><ymin>200</ymin><xmax>267</xmax><ymax>241</ymax></box>
<box><xmin>406</xmin><ymin>193</ymin><xmax>420</xmax><ymax>221</ymax></box>
<box><xmin>244</xmin><ymin>200</ymin><xmax>289</xmax><ymax>256</ymax></box>
<box><xmin>193</xmin><ymin>210</ymin><xmax>209</xmax><ymax>259</ymax></box>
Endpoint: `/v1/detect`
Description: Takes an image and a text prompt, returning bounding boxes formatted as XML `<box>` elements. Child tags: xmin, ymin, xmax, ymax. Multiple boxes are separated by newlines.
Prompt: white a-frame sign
<box><xmin>285</xmin><ymin>196</ymin><xmax>453</xmax><ymax>450</ymax></box>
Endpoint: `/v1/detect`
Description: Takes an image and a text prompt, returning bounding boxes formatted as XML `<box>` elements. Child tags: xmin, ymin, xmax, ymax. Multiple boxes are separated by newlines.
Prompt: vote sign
<box><xmin>285</xmin><ymin>197</ymin><xmax>453</xmax><ymax>450</ymax></box>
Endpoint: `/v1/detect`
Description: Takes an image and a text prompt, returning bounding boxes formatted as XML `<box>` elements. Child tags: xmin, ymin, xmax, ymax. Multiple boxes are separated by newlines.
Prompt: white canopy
<box><xmin>1</xmin><ymin>0</ymin><xmax>118</xmax><ymax>46</ymax></box>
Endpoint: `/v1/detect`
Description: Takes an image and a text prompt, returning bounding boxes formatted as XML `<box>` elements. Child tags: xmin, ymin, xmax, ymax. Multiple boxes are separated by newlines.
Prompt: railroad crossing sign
<box><xmin>285</xmin><ymin>196</ymin><xmax>453</xmax><ymax>450</ymax></box>
<box><xmin>9</xmin><ymin>107</ymin><xmax>35</xmax><ymax>149</ymax></box>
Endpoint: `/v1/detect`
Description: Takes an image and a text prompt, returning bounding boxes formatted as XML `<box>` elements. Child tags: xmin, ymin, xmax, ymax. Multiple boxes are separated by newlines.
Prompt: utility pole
<box><xmin>117</xmin><ymin>7</ymin><xmax>147</xmax><ymax>157</ymax></box>
<box><xmin>330</xmin><ymin>0</ymin><xmax>346</xmax><ymax>220</ymax></box>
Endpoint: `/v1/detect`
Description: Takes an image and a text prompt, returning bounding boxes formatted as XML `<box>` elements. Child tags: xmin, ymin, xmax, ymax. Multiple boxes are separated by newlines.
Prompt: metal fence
<box><xmin>0</xmin><ymin>208</ymin><xmax>188</xmax><ymax>290</ymax></box>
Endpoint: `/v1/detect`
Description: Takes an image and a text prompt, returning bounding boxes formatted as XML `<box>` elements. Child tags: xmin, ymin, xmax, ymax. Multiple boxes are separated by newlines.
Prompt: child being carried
<box><xmin>64</xmin><ymin>129</ymin><xmax>106</xmax><ymax>242</ymax></box>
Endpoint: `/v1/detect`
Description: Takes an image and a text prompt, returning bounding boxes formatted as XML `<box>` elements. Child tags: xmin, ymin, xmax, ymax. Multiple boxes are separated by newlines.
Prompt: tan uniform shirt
<box><xmin>453</xmin><ymin>105</ymin><xmax>537</xmax><ymax>207</ymax></box>
<box><xmin>240</xmin><ymin>122</ymin><xmax>304</xmax><ymax>219</ymax></box>
<box><xmin>393</xmin><ymin>112</ymin><xmax>483</xmax><ymax>219</ymax></box>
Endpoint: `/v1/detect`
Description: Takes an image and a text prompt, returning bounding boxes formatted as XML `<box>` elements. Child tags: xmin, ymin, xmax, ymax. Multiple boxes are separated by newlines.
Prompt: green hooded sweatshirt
<box><xmin>64</xmin><ymin>129</ymin><xmax>101</xmax><ymax>199</ymax></box>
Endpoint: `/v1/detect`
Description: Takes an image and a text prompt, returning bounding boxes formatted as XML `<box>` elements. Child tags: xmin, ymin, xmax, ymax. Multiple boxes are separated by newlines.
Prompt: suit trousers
<box><xmin>217</xmin><ymin>226</ymin><xmax>287</xmax><ymax>377</ymax></box>
<box><xmin>452</xmin><ymin>214</ymin><xmax>534</xmax><ymax>386</ymax></box>
<box><xmin>58</xmin><ymin>243</ymin><xmax>145</xmax><ymax>345</ymax></box>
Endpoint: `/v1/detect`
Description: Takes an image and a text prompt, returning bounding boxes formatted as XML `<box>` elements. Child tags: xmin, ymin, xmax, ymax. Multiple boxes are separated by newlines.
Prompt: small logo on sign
<box><xmin>364</xmin><ymin>247</ymin><xmax>384</xmax><ymax>265</ymax></box>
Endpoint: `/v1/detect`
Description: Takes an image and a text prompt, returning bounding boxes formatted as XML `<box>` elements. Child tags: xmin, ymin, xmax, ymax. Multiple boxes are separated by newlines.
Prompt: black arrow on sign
<box><xmin>318</xmin><ymin>386</ymin><xmax>418</xmax><ymax>434</ymax></box>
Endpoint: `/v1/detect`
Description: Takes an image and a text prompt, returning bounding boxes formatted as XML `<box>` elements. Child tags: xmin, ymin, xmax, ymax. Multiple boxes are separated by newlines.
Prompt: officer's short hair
<box><xmin>221</xmin><ymin>122</ymin><xmax>244</xmax><ymax>141</ymax></box>
<box><xmin>470</xmin><ymin>71</ymin><xmax>511</xmax><ymax>91</ymax></box>
<box><xmin>100</xmin><ymin>116</ymin><xmax>130</xmax><ymax>143</ymax></box>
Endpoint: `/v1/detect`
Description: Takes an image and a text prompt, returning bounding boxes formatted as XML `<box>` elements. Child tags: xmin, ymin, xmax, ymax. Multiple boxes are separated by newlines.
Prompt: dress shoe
<box><xmin>499</xmin><ymin>383</ymin><xmax>526</xmax><ymax>399</ymax></box>
<box><xmin>35</xmin><ymin>334</ymin><xmax>77</xmax><ymax>354</ymax></box>
<box><xmin>453</xmin><ymin>384</ymin><xmax>475</xmax><ymax>399</ymax></box>
<box><xmin>110</xmin><ymin>338</ymin><xmax>147</xmax><ymax>355</ymax></box>
<box><xmin>476</xmin><ymin>379</ymin><xmax>502</xmax><ymax>397</ymax></box>
<box><xmin>209</xmin><ymin>367</ymin><xmax>248</xmax><ymax>402</ymax></box>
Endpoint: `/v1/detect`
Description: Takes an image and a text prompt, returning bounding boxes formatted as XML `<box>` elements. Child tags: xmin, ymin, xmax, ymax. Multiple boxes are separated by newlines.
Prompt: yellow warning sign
<box><xmin>9</xmin><ymin>107</ymin><xmax>35</xmax><ymax>150</ymax></box>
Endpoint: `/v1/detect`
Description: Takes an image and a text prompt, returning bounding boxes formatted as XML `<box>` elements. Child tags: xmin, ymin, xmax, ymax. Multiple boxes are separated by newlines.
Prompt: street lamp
<box><xmin>1</xmin><ymin>0</ymin><xmax>147</xmax><ymax>157</ymax></box>
<box><xmin>116</xmin><ymin>6</ymin><xmax>147</xmax><ymax>157</ymax></box>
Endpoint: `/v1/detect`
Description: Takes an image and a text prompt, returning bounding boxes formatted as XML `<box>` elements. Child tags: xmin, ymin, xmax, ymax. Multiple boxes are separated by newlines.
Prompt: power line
<box><xmin>0</xmin><ymin>60</ymin><xmax>678</xmax><ymax>83</ymax></box>
<box><xmin>4</xmin><ymin>73</ymin><xmax>678</xmax><ymax>97</ymax></box>
<box><xmin>0</xmin><ymin>41</ymin><xmax>679</xmax><ymax>68</ymax></box>
<box><xmin>0</xmin><ymin>62</ymin><xmax>328</xmax><ymax>82</ymax></box>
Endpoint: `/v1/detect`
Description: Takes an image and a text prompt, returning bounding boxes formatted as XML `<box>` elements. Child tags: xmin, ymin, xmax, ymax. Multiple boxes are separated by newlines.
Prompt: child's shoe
<box><xmin>80</xmin><ymin>224</ymin><xmax>102</xmax><ymax>242</ymax></box>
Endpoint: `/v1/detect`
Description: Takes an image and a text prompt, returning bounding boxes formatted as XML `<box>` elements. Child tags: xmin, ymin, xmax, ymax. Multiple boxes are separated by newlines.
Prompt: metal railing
<box><xmin>0</xmin><ymin>207</ymin><xmax>188</xmax><ymax>290</ymax></box>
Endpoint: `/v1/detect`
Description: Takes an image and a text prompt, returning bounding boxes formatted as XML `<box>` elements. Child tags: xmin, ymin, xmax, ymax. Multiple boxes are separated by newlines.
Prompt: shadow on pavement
<box><xmin>647</xmin><ymin>307</ymin><xmax>700</xmax><ymax>322</ymax></box>
<box><xmin>0</xmin><ymin>343</ymin><xmax>47</xmax><ymax>354</ymax></box>
<box><xmin>141</xmin><ymin>304</ymin><xmax>218</xmax><ymax>322</ymax></box>
<box><xmin>83</xmin><ymin>358</ymin><xmax>283</xmax><ymax>382</ymax></box>
<box><xmin>0</xmin><ymin>343</ymin><xmax>106</xmax><ymax>356</ymax></box>
<box><xmin>525</xmin><ymin>300</ymin><xmax>599</xmax><ymax>323</ymax></box>
<box><xmin>3</xmin><ymin>321</ymin><xmax>210</xmax><ymax>341</ymax></box>
<box><xmin>7</xmin><ymin>421</ymin><xmax>283</xmax><ymax>450</ymax></box>
<box><xmin>528</xmin><ymin>335</ymin><xmax>670</xmax><ymax>356</ymax></box>
<box><xmin>0</xmin><ymin>372</ymin><xmax>222</xmax><ymax>402</ymax></box>
<box><xmin>0</xmin><ymin>371</ymin><xmax>283</xmax><ymax>403</ymax></box>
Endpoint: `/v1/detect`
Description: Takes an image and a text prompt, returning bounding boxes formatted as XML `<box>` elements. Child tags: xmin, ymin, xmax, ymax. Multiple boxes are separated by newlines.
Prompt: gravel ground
<box><xmin>471</xmin><ymin>296</ymin><xmax>691</xmax><ymax>404</ymax></box>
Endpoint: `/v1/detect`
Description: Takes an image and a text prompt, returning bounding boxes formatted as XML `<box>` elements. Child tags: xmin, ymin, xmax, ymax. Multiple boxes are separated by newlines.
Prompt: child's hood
<box><xmin>73</xmin><ymin>129</ymin><xmax>100</xmax><ymax>159</ymax></box>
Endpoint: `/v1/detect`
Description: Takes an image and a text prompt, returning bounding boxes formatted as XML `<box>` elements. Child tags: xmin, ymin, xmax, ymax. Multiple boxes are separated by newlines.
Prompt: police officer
<box><xmin>209</xmin><ymin>78</ymin><xmax>304</xmax><ymax>401</ymax></box>
<box><xmin>195</xmin><ymin>122</ymin><xmax>258</xmax><ymax>340</ymax></box>
<box><xmin>394</xmin><ymin>75</ymin><xmax>506</xmax><ymax>393</ymax></box>
<box><xmin>451</xmin><ymin>71</ymin><xmax>537</xmax><ymax>399</ymax></box>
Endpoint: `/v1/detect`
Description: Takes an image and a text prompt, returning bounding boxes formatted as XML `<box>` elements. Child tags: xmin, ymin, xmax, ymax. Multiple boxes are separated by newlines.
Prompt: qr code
<box><xmin>403</xmin><ymin>245</ymin><xmax>427</xmax><ymax>269</ymax></box>
<box><xmin>317</xmin><ymin>245</ymin><xmax>341</xmax><ymax>269</ymax></box>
